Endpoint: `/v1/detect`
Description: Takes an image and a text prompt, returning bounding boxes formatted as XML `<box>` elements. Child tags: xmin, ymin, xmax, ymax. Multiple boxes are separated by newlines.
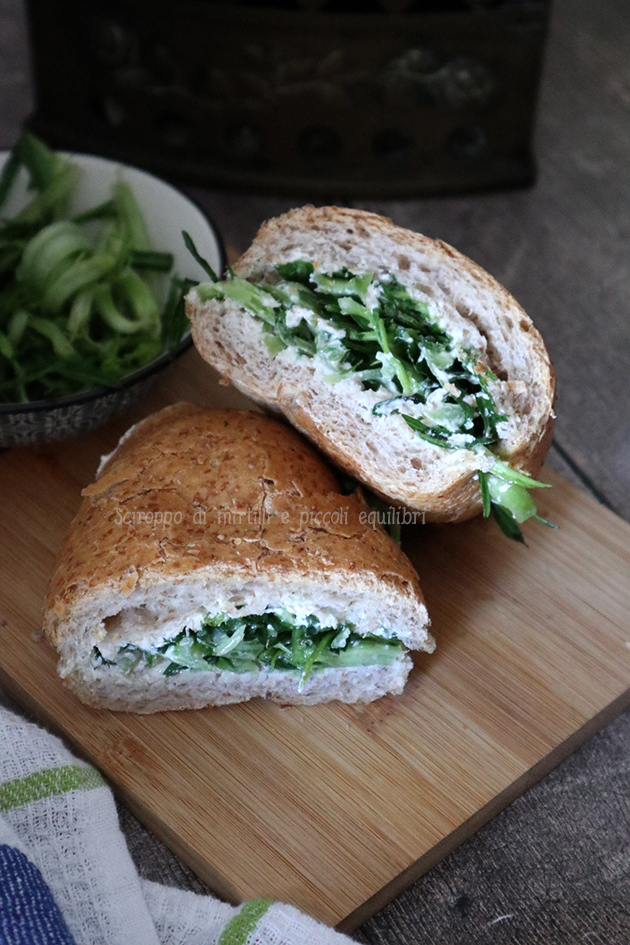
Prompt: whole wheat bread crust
<box><xmin>43</xmin><ymin>404</ymin><xmax>431</xmax><ymax>709</ymax></box>
<box><xmin>187</xmin><ymin>206</ymin><xmax>555</xmax><ymax>522</ymax></box>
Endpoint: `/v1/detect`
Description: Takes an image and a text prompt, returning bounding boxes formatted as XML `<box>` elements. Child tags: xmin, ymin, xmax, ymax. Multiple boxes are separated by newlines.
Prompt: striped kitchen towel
<box><xmin>0</xmin><ymin>706</ymin><xmax>355</xmax><ymax>945</ymax></box>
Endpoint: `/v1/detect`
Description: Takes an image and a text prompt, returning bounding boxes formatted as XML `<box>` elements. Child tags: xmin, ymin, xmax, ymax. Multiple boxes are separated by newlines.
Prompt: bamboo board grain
<box><xmin>0</xmin><ymin>347</ymin><xmax>629</xmax><ymax>930</ymax></box>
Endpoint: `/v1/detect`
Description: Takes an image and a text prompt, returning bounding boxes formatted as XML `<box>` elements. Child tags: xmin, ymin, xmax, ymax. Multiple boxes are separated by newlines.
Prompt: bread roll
<box><xmin>43</xmin><ymin>404</ymin><xmax>432</xmax><ymax>712</ymax></box>
<box><xmin>186</xmin><ymin>206</ymin><xmax>555</xmax><ymax>527</ymax></box>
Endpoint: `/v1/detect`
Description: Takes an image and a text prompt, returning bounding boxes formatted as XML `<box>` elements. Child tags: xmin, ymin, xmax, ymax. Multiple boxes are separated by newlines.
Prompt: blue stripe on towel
<box><xmin>0</xmin><ymin>844</ymin><xmax>76</xmax><ymax>944</ymax></box>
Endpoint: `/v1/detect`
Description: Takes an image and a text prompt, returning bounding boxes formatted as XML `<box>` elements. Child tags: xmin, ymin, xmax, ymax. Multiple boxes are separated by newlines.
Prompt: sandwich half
<box><xmin>43</xmin><ymin>404</ymin><xmax>433</xmax><ymax>712</ymax></box>
<box><xmin>186</xmin><ymin>206</ymin><xmax>555</xmax><ymax>536</ymax></box>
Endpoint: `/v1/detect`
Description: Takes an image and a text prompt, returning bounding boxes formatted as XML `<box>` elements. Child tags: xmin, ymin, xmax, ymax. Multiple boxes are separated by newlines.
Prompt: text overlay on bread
<box><xmin>43</xmin><ymin>404</ymin><xmax>433</xmax><ymax>712</ymax></box>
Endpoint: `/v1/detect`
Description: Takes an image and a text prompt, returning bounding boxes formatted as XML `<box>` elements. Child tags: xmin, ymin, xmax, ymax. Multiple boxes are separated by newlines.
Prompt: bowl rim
<box><xmin>0</xmin><ymin>149</ymin><xmax>227</xmax><ymax>416</ymax></box>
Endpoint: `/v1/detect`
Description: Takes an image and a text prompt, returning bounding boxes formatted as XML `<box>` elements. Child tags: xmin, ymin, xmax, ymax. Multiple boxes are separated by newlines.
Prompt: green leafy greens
<box><xmin>192</xmin><ymin>250</ymin><xmax>553</xmax><ymax>541</ymax></box>
<box><xmin>92</xmin><ymin>611</ymin><xmax>405</xmax><ymax>689</ymax></box>
<box><xmin>0</xmin><ymin>134</ymin><xmax>193</xmax><ymax>403</ymax></box>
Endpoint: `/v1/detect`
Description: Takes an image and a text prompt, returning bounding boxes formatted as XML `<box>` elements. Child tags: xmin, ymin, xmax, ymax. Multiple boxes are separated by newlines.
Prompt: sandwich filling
<box><xmin>194</xmin><ymin>256</ymin><xmax>552</xmax><ymax>541</ymax></box>
<box><xmin>92</xmin><ymin>609</ymin><xmax>406</xmax><ymax>689</ymax></box>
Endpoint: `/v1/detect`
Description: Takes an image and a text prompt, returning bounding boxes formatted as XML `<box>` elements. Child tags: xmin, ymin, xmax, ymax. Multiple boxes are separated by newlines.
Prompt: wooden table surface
<box><xmin>1</xmin><ymin>0</ymin><xmax>629</xmax><ymax>942</ymax></box>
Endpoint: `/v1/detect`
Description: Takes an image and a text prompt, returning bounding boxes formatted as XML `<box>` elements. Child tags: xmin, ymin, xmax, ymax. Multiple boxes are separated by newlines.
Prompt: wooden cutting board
<box><xmin>1</xmin><ymin>347</ymin><xmax>629</xmax><ymax>931</ymax></box>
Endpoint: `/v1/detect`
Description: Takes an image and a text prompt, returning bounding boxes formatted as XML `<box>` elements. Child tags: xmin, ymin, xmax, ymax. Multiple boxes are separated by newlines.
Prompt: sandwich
<box><xmin>43</xmin><ymin>404</ymin><xmax>433</xmax><ymax>712</ymax></box>
<box><xmin>185</xmin><ymin>206</ymin><xmax>556</xmax><ymax>540</ymax></box>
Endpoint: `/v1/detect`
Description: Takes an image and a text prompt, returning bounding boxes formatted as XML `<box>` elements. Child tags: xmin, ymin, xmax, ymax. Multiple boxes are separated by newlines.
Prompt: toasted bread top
<box><xmin>43</xmin><ymin>404</ymin><xmax>428</xmax><ymax>650</ymax></box>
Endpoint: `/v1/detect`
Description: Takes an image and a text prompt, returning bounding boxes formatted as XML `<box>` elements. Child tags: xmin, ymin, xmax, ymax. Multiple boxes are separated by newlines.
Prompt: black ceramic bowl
<box><xmin>0</xmin><ymin>151</ymin><xmax>225</xmax><ymax>448</ymax></box>
<box><xmin>0</xmin><ymin>335</ymin><xmax>195</xmax><ymax>448</ymax></box>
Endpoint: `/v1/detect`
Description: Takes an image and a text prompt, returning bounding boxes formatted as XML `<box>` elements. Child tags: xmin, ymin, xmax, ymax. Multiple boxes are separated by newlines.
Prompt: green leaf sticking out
<box><xmin>189</xmin><ymin>256</ymin><xmax>553</xmax><ymax>542</ymax></box>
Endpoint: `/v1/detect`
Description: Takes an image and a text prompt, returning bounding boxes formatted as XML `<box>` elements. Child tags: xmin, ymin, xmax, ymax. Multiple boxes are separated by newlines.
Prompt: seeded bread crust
<box><xmin>186</xmin><ymin>206</ymin><xmax>555</xmax><ymax>522</ymax></box>
<box><xmin>43</xmin><ymin>403</ymin><xmax>432</xmax><ymax>711</ymax></box>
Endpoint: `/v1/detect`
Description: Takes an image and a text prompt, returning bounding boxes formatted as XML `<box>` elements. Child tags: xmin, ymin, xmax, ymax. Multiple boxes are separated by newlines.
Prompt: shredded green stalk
<box><xmin>190</xmin><ymin>255</ymin><xmax>554</xmax><ymax>541</ymax></box>
<box><xmin>93</xmin><ymin>611</ymin><xmax>406</xmax><ymax>684</ymax></box>
<box><xmin>0</xmin><ymin>134</ymin><xmax>198</xmax><ymax>403</ymax></box>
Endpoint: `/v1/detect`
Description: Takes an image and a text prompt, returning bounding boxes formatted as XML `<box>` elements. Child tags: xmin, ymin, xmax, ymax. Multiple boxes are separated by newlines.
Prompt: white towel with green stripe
<box><xmin>0</xmin><ymin>706</ymin><xmax>357</xmax><ymax>945</ymax></box>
